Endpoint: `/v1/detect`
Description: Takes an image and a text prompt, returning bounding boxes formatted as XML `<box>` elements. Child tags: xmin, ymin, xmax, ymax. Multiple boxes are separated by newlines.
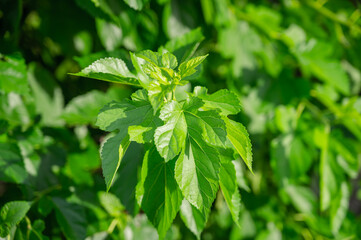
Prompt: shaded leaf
<box><xmin>136</xmin><ymin>147</ymin><xmax>183</xmax><ymax>239</ymax></box>
<box><xmin>219</xmin><ymin>160</ymin><xmax>241</xmax><ymax>226</ymax></box>
<box><xmin>52</xmin><ymin>198</ymin><xmax>86</xmax><ymax>240</ymax></box>
<box><xmin>179</xmin><ymin>200</ymin><xmax>209</xmax><ymax>240</ymax></box>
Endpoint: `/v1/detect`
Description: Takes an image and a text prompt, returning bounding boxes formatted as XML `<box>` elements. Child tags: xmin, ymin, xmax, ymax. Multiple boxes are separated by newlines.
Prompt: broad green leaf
<box><xmin>195</xmin><ymin>87</ymin><xmax>242</xmax><ymax>116</ymax></box>
<box><xmin>155</xmin><ymin>99</ymin><xmax>227</xmax><ymax>161</ymax></box>
<box><xmin>178</xmin><ymin>55</ymin><xmax>208</xmax><ymax>79</ymax></box>
<box><xmin>154</xmin><ymin>101</ymin><xmax>187</xmax><ymax>161</ymax></box>
<box><xmin>330</xmin><ymin>181</ymin><xmax>350</xmax><ymax>234</ymax></box>
<box><xmin>128</xmin><ymin>126</ymin><xmax>153</xmax><ymax>143</ymax></box>
<box><xmin>285</xmin><ymin>184</ymin><xmax>317</xmax><ymax>215</ymax></box>
<box><xmin>62</xmin><ymin>90</ymin><xmax>110</xmax><ymax>125</ymax></box>
<box><xmin>0</xmin><ymin>201</ymin><xmax>31</xmax><ymax>237</ymax></box>
<box><xmin>27</xmin><ymin>63</ymin><xmax>64</xmax><ymax>126</ymax></box>
<box><xmin>123</xmin><ymin>215</ymin><xmax>159</xmax><ymax>240</ymax></box>
<box><xmin>185</xmin><ymin>109</ymin><xmax>228</xmax><ymax>148</ymax></box>
<box><xmin>179</xmin><ymin>200</ymin><xmax>209</xmax><ymax>240</ymax></box>
<box><xmin>270</xmin><ymin>134</ymin><xmax>314</xmax><ymax>186</ymax></box>
<box><xmin>98</xmin><ymin>191</ymin><xmax>124</xmax><ymax>217</ymax></box>
<box><xmin>128</xmin><ymin>107</ymin><xmax>162</xmax><ymax>144</ymax></box>
<box><xmin>224</xmin><ymin>118</ymin><xmax>253</xmax><ymax>173</ymax></box>
<box><xmin>136</xmin><ymin>50</ymin><xmax>162</xmax><ymax>66</ymax></box>
<box><xmin>295</xmin><ymin>40</ymin><xmax>350</xmax><ymax>95</ymax></box>
<box><xmin>218</xmin><ymin>21</ymin><xmax>262</xmax><ymax>78</ymax></box>
<box><xmin>65</xmin><ymin>135</ymin><xmax>100</xmax><ymax>186</ymax></box>
<box><xmin>136</xmin><ymin>147</ymin><xmax>183</xmax><ymax>239</ymax></box>
<box><xmin>72</xmin><ymin>58</ymin><xmax>141</xmax><ymax>86</ymax></box>
<box><xmin>310</xmin><ymin>60</ymin><xmax>350</xmax><ymax>95</ymax></box>
<box><xmin>175</xmin><ymin>123</ymin><xmax>220</xmax><ymax>213</ymax></box>
<box><xmin>112</xmin><ymin>142</ymin><xmax>144</xmax><ymax>216</ymax></box>
<box><xmin>0</xmin><ymin>53</ymin><xmax>28</xmax><ymax>94</ymax></box>
<box><xmin>219</xmin><ymin>160</ymin><xmax>241</xmax><ymax>226</ymax></box>
<box><xmin>100</xmin><ymin>130</ymin><xmax>130</xmax><ymax>191</ymax></box>
<box><xmin>96</xmin><ymin>99</ymin><xmax>153</xmax><ymax>132</ymax></box>
<box><xmin>162</xmin><ymin>0</ymin><xmax>197</xmax><ymax>39</ymax></box>
<box><xmin>52</xmin><ymin>198</ymin><xmax>86</xmax><ymax>240</ymax></box>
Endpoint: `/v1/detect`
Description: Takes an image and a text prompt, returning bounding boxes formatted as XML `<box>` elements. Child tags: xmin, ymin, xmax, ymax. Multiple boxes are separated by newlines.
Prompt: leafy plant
<box><xmin>74</xmin><ymin>50</ymin><xmax>253</xmax><ymax>238</ymax></box>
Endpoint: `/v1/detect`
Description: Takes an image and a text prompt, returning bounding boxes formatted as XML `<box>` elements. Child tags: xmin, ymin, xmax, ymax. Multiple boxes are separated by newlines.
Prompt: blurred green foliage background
<box><xmin>1</xmin><ymin>0</ymin><xmax>361</xmax><ymax>239</ymax></box>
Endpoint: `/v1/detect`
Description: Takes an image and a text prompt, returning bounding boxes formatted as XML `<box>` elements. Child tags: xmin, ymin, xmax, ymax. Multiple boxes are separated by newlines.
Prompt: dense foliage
<box><xmin>1</xmin><ymin>0</ymin><xmax>361</xmax><ymax>239</ymax></box>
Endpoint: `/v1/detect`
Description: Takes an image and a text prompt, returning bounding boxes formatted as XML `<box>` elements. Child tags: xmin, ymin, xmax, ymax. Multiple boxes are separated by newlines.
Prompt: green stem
<box><xmin>305</xmin><ymin>0</ymin><xmax>361</xmax><ymax>34</ymax></box>
<box><xmin>107</xmin><ymin>219</ymin><xmax>118</xmax><ymax>234</ymax></box>
<box><xmin>32</xmin><ymin>184</ymin><xmax>62</xmax><ymax>204</ymax></box>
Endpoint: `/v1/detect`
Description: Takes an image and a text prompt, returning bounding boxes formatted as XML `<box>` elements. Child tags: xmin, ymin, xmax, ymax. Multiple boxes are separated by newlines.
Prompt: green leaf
<box><xmin>147</xmin><ymin>81</ymin><xmax>175</xmax><ymax>112</ymax></box>
<box><xmin>224</xmin><ymin>118</ymin><xmax>253</xmax><ymax>173</ymax></box>
<box><xmin>136</xmin><ymin>50</ymin><xmax>163</xmax><ymax>67</ymax></box>
<box><xmin>128</xmin><ymin>126</ymin><xmax>153</xmax><ymax>143</ymax></box>
<box><xmin>330</xmin><ymin>181</ymin><xmax>350</xmax><ymax>235</ymax></box>
<box><xmin>0</xmin><ymin>143</ymin><xmax>27</xmax><ymax>184</ymax></box>
<box><xmin>310</xmin><ymin>60</ymin><xmax>350</xmax><ymax>95</ymax></box>
<box><xmin>195</xmin><ymin>87</ymin><xmax>242</xmax><ymax>116</ymax></box>
<box><xmin>29</xmin><ymin>219</ymin><xmax>48</xmax><ymax>240</ymax></box>
<box><xmin>175</xmin><ymin>122</ymin><xmax>220</xmax><ymax>213</ymax></box>
<box><xmin>62</xmin><ymin>90</ymin><xmax>110</xmax><ymax>125</ymax></box>
<box><xmin>97</xmin><ymin>98</ymin><xmax>153</xmax><ymax>190</ymax></box>
<box><xmin>178</xmin><ymin>55</ymin><xmax>208</xmax><ymax>79</ymax></box>
<box><xmin>72</xmin><ymin>58</ymin><xmax>141</xmax><ymax>86</ymax></box>
<box><xmin>285</xmin><ymin>184</ymin><xmax>317</xmax><ymax>215</ymax></box>
<box><xmin>130</xmin><ymin>52</ymin><xmax>151</xmax><ymax>88</ymax></box>
<box><xmin>96</xmin><ymin>99</ymin><xmax>153</xmax><ymax>132</ymax></box>
<box><xmin>52</xmin><ymin>198</ymin><xmax>86</xmax><ymax>240</ymax></box>
<box><xmin>0</xmin><ymin>53</ymin><xmax>28</xmax><ymax>94</ymax></box>
<box><xmin>319</xmin><ymin>127</ymin><xmax>338</xmax><ymax>211</ymax></box>
<box><xmin>219</xmin><ymin>160</ymin><xmax>241</xmax><ymax>226</ymax></box>
<box><xmin>74</xmin><ymin>0</ymin><xmax>118</xmax><ymax>24</ymax></box>
<box><xmin>136</xmin><ymin>147</ymin><xmax>183</xmax><ymax>239</ymax></box>
<box><xmin>179</xmin><ymin>200</ymin><xmax>209</xmax><ymax>240</ymax></box>
<box><xmin>96</xmin><ymin>18</ymin><xmax>122</xmax><ymax>51</ymax></box>
<box><xmin>187</xmin><ymin>109</ymin><xmax>228</xmax><ymax>148</ymax></box>
<box><xmin>0</xmin><ymin>201</ymin><xmax>31</xmax><ymax>236</ymax></box>
<box><xmin>98</xmin><ymin>191</ymin><xmax>124</xmax><ymax>217</ymax></box>
<box><xmin>155</xmin><ymin>99</ymin><xmax>228</xmax><ymax>161</ymax></box>
<box><xmin>154</xmin><ymin>101</ymin><xmax>187</xmax><ymax>161</ymax></box>
<box><xmin>112</xmin><ymin>142</ymin><xmax>144</xmax><ymax>216</ymax></box>
<box><xmin>271</xmin><ymin>134</ymin><xmax>314</xmax><ymax>186</ymax></box>
<box><xmin>0</xmin><ymin>119</ymin><xmax>9</xmax><ymax>135</ymax></box>
<box><xmin>161</xmin><ymin>52</ymin><xmax>178</xmax><ymax>69</ymax></box>
<box><xmin>123</xmin><ymin>0</ymin><xmax>149</xmax><ymax>10</ymax></box>
<box><xmin>100</xmin><ymin>130</ymin><xmax>130</xmax><ymax>191</ymax></box>
<box><xmin>27</xmin><ymin>63</ymin><xmax>64</xmax><ymax>127</ymax></box>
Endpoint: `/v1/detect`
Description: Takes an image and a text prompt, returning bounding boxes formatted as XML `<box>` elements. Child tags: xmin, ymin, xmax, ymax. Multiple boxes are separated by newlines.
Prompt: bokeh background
<box><xmin>1</xmin><ymin>0</ymin><xmax>361</xmax><ymax>239</ymax></box>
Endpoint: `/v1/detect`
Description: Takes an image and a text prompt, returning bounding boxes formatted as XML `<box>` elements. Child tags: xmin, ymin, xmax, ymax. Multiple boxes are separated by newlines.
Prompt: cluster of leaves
<box><xmin>73</xmin><ymin>50</ymin><xmax>253</xmax><ymax>238</ymax></box>
<box><xmin>1</xmin><ymin>0</ymin><xmax>361</xmax><ymax>239</ymax></box>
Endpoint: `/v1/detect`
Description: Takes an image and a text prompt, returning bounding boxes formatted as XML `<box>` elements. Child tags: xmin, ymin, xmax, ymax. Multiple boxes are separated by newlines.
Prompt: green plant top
<box><xmin>73</xmin><ymin>50</ymin><xmax>253</xmax><ymax>239</ymax></box>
